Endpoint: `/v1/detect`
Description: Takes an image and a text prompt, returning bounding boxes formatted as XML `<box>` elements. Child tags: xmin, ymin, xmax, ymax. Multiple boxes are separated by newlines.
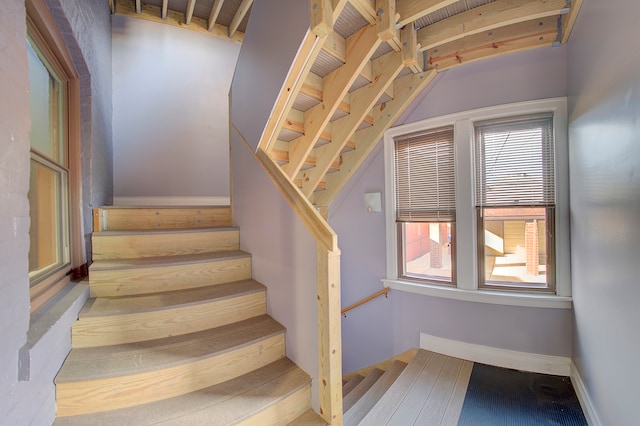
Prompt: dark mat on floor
<box><xmin>458</xmin><ymin>363</ymin><xmax>587</xmax><ymax>425</ymax></box>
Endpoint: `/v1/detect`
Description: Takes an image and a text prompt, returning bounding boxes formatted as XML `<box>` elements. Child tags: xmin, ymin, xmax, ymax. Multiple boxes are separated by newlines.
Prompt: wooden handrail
<box><xmin>341</xmin><ymin>288</ymin><xmax>390</xmax><ymax>317</ymax></box>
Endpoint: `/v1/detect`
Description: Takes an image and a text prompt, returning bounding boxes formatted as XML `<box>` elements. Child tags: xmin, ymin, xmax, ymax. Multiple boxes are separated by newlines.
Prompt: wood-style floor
<box><xmin>344</xmin><ymin>350</ymin><xmax>473</xmax><ymax>425</ymax></box>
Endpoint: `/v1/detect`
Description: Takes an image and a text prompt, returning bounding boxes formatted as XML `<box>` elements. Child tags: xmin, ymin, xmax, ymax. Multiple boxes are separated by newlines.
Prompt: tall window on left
<box><xmin>27</xmin><ymin>34</ymin><xmax>70</xmax><ymax>285</ymax></box>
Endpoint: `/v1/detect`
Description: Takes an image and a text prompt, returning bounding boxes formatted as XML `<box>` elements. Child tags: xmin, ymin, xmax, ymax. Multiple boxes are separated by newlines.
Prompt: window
<box><xmin>475</xmin><ymin>114</ymin><xmax>555</xmax><ymax>292</ymax></box>
<box><xmin>27</xmin><ymin>34</ymin><xmax>70</xmax><ymax>284</ymax></box>
<box><xmin>26</xmin><ymin>0</ymin><xmax>84</xmax><ymax>313</ymax></box>
<box><xmin>384</xmin><ymin>99</ymin><xmax>570</xmax><ymax>308</ymax></box>
<box><xmin>394</xmin><ymin>126</ymin><xmax>456</xmax><ymax>284</ymax></box>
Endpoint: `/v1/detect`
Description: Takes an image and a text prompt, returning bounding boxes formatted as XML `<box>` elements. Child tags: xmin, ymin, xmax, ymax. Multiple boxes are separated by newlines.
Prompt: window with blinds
<box><xmin>393</xmin><ymin>126</ymin><xmax>455</xmax><ymax>284</ymax></box>
<box><xmin>394</xmin><ymin>126</ymin><xmax>456</xmax><ymax>222</ymax></box>
<box><xmin>474</xmin><ymin>113</ymin><xmax>556</xmax><ymax>291</ymax></box>
<box><xmin>475</xmin><ymin>113</ymin><xmax>555</xmax><ymax>209</ymax></box>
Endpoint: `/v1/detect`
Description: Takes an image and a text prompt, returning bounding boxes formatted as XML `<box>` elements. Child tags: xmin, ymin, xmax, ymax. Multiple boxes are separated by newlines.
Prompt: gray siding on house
<box><xmin>567</xmin><ymin>0</ymin><xmax>640</xmax><ymax>424</ymax></box>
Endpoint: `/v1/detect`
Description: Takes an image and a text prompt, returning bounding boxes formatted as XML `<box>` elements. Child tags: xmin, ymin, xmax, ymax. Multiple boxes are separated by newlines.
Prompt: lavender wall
<box><xmin>0</xmin><ymin>1</ymin><xmax>111</xmax><ymax>423</ymax></box>
<box><xmin>112</xmin><ymin>16</ymin><xmax>240</xmax><ymax>202</ymax></box>
<box><xmin>567</xmin><ymin>0</ymin><xmax>640</xmax><ymax>423</ymax></box>
<box><xmin>229</xmin><ymin>0</ymin><xmax>321</xmax><ymax>409</ymax></box>
<box><xmin>330</xmin><ymin>46</ymin><xmax>572</xmax><ymax>374</ymax></box>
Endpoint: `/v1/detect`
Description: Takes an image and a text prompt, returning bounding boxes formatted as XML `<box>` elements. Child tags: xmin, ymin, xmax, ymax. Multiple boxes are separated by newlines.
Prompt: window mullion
<box><xmin>454</xmin><ymin>119</ymin><xmax>477</xmax><ymax>290</ymax></box>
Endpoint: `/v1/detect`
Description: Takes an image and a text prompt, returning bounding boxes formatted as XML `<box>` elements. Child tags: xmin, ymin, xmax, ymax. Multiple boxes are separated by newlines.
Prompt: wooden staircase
<box><xmin>341</xmin><ymin>349</ymin><xmax>473</xmax><ymax>426</ymax></box>
<box><xmin>54</xmin><ymin>206</ymin><xmax>325</xmax><ymax>425</ymax></box>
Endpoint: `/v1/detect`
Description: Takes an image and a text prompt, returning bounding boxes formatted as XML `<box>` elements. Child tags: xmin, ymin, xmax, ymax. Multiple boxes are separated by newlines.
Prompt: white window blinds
<box><xmin>394</xmin><ymin>125</ymin><xmax>455</xmax><ymax>222</ymax></box>
<box><xmin>474</xmin><ymin>113</ymin><xmax>555</xmax><ymax>207</ymax></box>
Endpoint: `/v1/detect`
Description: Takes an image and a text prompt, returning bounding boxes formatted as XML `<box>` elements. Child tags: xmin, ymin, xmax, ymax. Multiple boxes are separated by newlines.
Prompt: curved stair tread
<box><xmin>343</xmin><ymin>360</ymin><xmax>408</xmax><ymax>426</ymax></box>
<box><xmin>342</xmin><ymin>368</ymin><xmax>384</xmax><ymax>412</ymax></box>
<box><xmin>54</xmin><ymin>358</ymin><xmax>310</xmax><ymax>426</ymax></box>
<box><xmin>358</xmin><ymin>349</ymin><xmax>433</xmax><ymax>425</ymax></box>
<box><xmin>79</xmin><ymin>279</ymin><xmax>265</xmax><ymax>316</ymax></box>
<box><xmin>342</xmin><ymin>374</ymin><xmax>365</xmax><ymax>397</ymax></box>
<box><xmin>95</xmin><ymin>226</ymin><xmax>239</xmax><ymax>236</ymax></box>
<box><xmin>89</xmin><ymin>250</ymin><xmax>250</xmax><ymax>271</ymax></box>
<box><xmin>56</xmin><ymin>315</ymin><xmax>284</xmax><ymax>383</ymax></box>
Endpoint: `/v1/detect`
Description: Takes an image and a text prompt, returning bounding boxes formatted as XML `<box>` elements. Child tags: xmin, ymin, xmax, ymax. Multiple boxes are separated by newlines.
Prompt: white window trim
<box><xmin>383</xmin><ymin>98</ymin><xmax>571</xmax><ymax>309</ymax></box>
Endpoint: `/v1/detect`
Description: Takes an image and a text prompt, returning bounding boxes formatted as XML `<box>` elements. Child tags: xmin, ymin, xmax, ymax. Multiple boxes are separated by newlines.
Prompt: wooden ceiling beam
<box><xmin>282</xmin><ymin>24</ymin><xmax>382</xmax><ymax>178</ymax></box>
<box><xmin>207</xmin><ymin>0</ymin><xmax>225</xmax><ymax>31</ymax></box>
<box><xmin>185</xmin><ymin>0</ymin><xmax>197</xmax><ymax>25</ymax></box>
<box><xmin>300</xmin><ymin>50</ymin><xmax>404</xmax><ymax>196</ymax></box>
<box><xmin>396</xmin><ymin>0</ymin><xmax>458</xmax><ymax>27</ymax></box>
<box><xmin>114</xmin><ymin>0</ymin><xmax>243</xmax><ymax>43</ymax></box>
<box><xmin>427</xmin><ymin>15</ymin><xmax>558</xmax><ymax>71</ymax></box>
<box><xmin>229</xmin><ymin>0</ymin><xmax>253</xmax><ymax>37</ymax></box>
<box><xmin>418</xmin><ymin>0</ymin><xmax>568</xmax><ymax>52</ymax></box>
<box><xmin>313</xmin><ymin>69</ymin><xmax>437</xmax><ymax>206</ymax></box>
<box><xmin>161</xmin><ymin>0</ymin><xmax>168</xmax><ymax>19</ymax></box>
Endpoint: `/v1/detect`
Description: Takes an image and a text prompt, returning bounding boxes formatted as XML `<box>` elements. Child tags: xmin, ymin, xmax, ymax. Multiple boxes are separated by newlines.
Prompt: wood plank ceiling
<box><xmin>110</xmin><ymin>0</ymin><xmax>583</xmax><ymax>209</ymax></box>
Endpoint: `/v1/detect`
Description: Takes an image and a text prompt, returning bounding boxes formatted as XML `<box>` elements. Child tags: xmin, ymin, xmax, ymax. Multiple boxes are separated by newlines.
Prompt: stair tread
<box><xmin>344</xmin><ymin>360</ymin><xmax>408</xmax><ymax>425</ymax></box>
<box><xmin>342</xmin><ymin>368</ymin><xmax>384</xmax><ymax>412</ymax></box>
<box><xmin>79</xmin><ymin>279</ymin><xmax>265</xmax><ymax>317</ymax></box>
<box><xmin>342</xmin><ymin>374</ymin><xmax>365</xmax><ymax>397</ymax></box>
<box><xmin>89</xmin><ymin>250</ymin><xmax>250</xmax><ymax>271</ymax></box>
<box><xmin>94</xmin><ymin>226</ymin><xmax>239</xmax><ymax>236</ymax></box>
<box><xmin>288</xmin><ymin>409</ymin><xmax>328</xmax><ymax>425</ymax></box>
<box><xmin>359</xmin><ymin>349</ymin><xmax>433</xmax><ymax>425</ymax></box>
<box><xmin>54</xmin><ymin>358</ymin><xmax>310</xmax><ymax>426</ymax></box>
<box><xmin>56</xmin><ymin>315</ymin><xmax>284</xmax><ymax>383</ymax></box>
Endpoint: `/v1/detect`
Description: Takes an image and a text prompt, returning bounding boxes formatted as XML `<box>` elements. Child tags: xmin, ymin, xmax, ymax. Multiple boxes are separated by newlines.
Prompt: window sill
<box><xmin>383</xmin><ymin>278</ymin><xmax>572</xmax><ymax>309</ymax></box>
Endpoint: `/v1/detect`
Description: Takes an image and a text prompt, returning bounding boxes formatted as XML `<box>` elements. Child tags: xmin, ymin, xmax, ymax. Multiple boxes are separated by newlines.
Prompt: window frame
<box><xmin>26</xmin><ymin>0</ymin><xmax>85</xmax><ymax>313</ymax></box>
<box><xmin>384</xmin><ymin>98</ymin><xmax>571</xmax><ymax>309</ymax></box>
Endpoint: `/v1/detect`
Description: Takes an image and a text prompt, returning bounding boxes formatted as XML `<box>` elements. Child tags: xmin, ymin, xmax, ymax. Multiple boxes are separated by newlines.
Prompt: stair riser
<box><xmin>56</xmin><ymin>333</ymin><xmax>286</xmax><ymax>416</ymax></box>
<box><xmin>236</xmin><ymin>386</ymin><xmax>311</xmax><ymax>426</ymax></box>
<box><xmin>89</xmin><ymin>257</ymin><xmax>252</xmax><ymax>297</ymax></box>
<box><xmin>92</xmin><ymin>230</ymin><xmax>240</xmax><ymax>260</ymax></box>
<box><xmin>71</xmin><ymin>292</ymin><xmax>266</xmax><ymax>348</ymax></box>
<box><xmin>95</xmin><ymin>207</ymin><xmax>232</xmax><ymax>232</ymax></box>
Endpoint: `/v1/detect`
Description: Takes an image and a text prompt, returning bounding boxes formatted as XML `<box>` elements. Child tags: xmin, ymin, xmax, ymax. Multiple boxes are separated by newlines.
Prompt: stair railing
<box><xmin>341</xmin><ymin>288</ymin><xmax>390</xmax><ymax>318</ymax></box>
<box><xmin>247</xmin><ymin>3</ymin><xmax>343</xmax><ymax>423</ymax></box>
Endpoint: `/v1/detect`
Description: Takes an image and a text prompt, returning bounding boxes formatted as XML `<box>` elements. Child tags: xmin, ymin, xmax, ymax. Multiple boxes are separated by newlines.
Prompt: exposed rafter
<box><xmin>229</xmin><ymin>0</ymin><xmax>253</xmax><ymax>38</ymax></box>
<box><xmin>207</xmin><ymin>0</ymin><xmax>225</xmax><ymax>31</ymax></box>
<box><xmin>113</xmin><ymin>0</ymin><xmax>244</xmax><ymax>44</ymax></box>
<box><xmin>185</xmin><ymin>0</ymin><xmax>197</xmax><ymax>25</ymax></box>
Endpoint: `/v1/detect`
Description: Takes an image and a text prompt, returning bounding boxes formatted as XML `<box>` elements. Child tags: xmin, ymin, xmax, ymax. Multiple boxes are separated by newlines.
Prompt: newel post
<box><xmin>317</xmin><ymin>244</ymin><xmax>343</xmax><ymax>425</ymax></box>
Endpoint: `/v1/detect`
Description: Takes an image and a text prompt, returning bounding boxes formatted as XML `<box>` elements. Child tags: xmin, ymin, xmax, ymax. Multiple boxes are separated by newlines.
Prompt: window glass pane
<box><xmin>28</xmin><ymin>158</ymin><xmax>67</xmax><ymax>281</ymax></box>
<box><xmin>402</xmin><ymin>222</ymin><xmax>453</xmax><ymax>282</ymax></box>
<box><xmin>481</xmin><ymin>207</ymin><xmax>547</xmax><ymax>286</ymax></box>
<box><xmin>27</xmin><ymin>37</ymin><xmax>65</xmax><ymax>166</ymax></box>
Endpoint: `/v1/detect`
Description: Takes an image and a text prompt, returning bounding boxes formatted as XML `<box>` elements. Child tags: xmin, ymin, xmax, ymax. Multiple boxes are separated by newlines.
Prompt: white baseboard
<box><xmin>113</xmin><ymin>196</ymin><xmax>230</xmax><ymax>206</ymax></box>
<box><xmin>570</xmin><ymin>362</ymin><xmax>601</xmax><ymax>426</ymax></box>
<box><xmin>420</xmin><ymin>333</ymin><xmax>571</xmax><ymax>376</ymax></box>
